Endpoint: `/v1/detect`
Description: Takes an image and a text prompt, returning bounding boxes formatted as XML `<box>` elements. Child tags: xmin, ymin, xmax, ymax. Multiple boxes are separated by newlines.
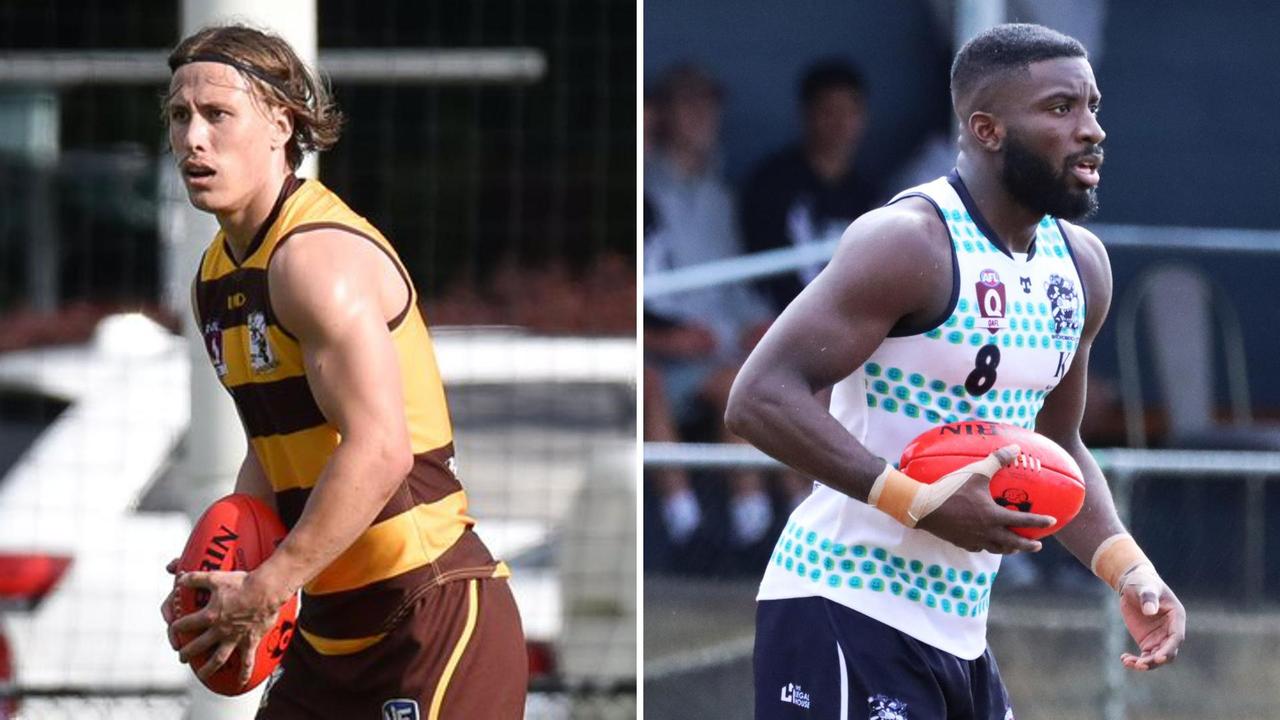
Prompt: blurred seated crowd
<box><xmin>644</xmin><ymin>59</ymin><xmax>894</xmax><ymax>574</ymax></box>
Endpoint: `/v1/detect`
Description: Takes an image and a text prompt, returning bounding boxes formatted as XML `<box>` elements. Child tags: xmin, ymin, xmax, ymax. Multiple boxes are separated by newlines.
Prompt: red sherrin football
<box><xmin>175</xmin><ymin>493</ymin><xmax>298</xmax><ymax>695</ymax></box>
<box><xmin>898</xmin><ymin>421</ymin><xmax>1086</xmax><ymax>539</ymax></box>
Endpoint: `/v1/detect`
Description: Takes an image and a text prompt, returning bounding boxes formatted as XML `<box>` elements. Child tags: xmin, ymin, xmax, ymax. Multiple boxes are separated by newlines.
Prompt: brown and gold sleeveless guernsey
<box><xmin>194</xmin><ymin>176</ymin><xmax>508</xmax><ymax>657</ymax></box>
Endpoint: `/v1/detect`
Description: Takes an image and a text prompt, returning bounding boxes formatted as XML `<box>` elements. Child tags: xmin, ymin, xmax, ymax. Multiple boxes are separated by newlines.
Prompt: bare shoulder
<box><xmin>830</xmin><ymin>196</ymin><xmax>951</xmax><ymax>276</ymax></box>
<box><xmin>1057</xmin><ymin>220</ymin><xmax>1113</xmax><ymax>331</ymax></box>
<box><xmin>1056</xmin><ymin>221</ymin><xmax>1111</xmax><ymax>286</ymax></box>
<box><xmin>806</xmin><ymin>195</ymin><xmax>953</xmax><ymax>328</ymax></box>
<box><xmin>841</xmin><ymin>196</ymin><xmax>946</xmax><ymax>252</ymax></box>
<box><xmin>268</xmin><ymin>227</ymin><xmax>387</xmax><ymax>339</ymax></box>
<box><xmin>1058</xmin><ymin>220</ymin><xmax>1108</xmax><ymax>267</ymax></box>
<box><xmin>270</xmin><ymin>227</ymin><xmax>383</xmax><ymax>280</ymax></box>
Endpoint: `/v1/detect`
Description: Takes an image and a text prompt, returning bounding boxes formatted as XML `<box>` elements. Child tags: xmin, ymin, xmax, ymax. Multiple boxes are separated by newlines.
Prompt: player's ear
<box><xmin>968</xmin><ymin>111</ymin><xmax>1003</xmax><ymax>152</ymax></box>
<box><xmin>267</xmin><ymin>104</ymin><xmax>293</xmax><ymax>153</ymax></box>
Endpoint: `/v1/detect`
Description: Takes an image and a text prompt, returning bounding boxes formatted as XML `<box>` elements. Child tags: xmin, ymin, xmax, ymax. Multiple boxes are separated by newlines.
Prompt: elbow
<box><xmin>372</xmin><ymin>446</ymin><xmax>415</xmax><ymax>506</ymax></box>
<box><xmin>724</xmin><ymin>376</ymin><xmax>761</xmax><ymax>441</ymax></box>
<box><xmin>368</xmin><ymin>434</ymin><xmax>414</xmax><ymax>493</ymax></box>
<box><xmin>726</xmin><ymin>369</ymin><xmax>797</xmax><ymax>445</ymax></box>
<box><xmin>385</xmin><ymin>441</ymin><xmax>415</xmax><ymax>482</ymax></box>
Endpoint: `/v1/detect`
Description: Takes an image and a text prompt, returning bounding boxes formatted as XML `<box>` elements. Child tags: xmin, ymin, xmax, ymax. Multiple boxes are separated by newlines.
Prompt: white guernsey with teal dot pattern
<box><xmin>757</xmin><ymin>173</ymin><xmax>1087</xmax><ymax>659</ymax></box>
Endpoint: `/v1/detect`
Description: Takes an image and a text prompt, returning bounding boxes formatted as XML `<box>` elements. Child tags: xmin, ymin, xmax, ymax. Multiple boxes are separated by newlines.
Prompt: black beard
<box><xmin>1001</xmin><ymin>133</ymin><xmax>1100</xmax><ymax>221</ymax></box>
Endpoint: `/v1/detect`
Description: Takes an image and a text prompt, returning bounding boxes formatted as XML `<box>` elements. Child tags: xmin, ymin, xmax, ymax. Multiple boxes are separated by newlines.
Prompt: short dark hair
<box><xmin>800</xmin><ymin>59</ymin><xmax>865</xmax><ymax>107</ymax></box>
<box><xmin>950</xmin><ymin>23</ymin><xmax>1086</xmax><ymax>113</ymax></box>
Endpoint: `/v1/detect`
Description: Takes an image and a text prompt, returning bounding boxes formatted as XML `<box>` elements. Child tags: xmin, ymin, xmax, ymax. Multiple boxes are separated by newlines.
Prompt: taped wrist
<box><xmin>1090</xmin><ymin>533</ymin><xmax>1154</xmax><ymax>591</ymax></box>
<box><xmin>868</xmin><ymin>452</ymin><xmax>1005</xmax><ymax>528</ymax></box>
<box><xmin>867</xmin><ymin>463</ymin><xmax>922</xmax><ymax>527</ymax></box>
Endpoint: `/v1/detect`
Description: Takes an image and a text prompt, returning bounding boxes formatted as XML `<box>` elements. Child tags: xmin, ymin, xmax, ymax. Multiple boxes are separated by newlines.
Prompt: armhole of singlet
<box><xmin>885</xmin><ymin>192</ymin><xmax>960</xmax><ymax>337</ymax></box>
<box><xmin>1055</xmin><ymin>219</ymin><xmax>1089</xmax><ymax>321</ymax></box>
<box><xmin>192</xmin><ymin>246</ymin><xmax>211</xmax><ymax>327</ymax></box>
<box><xmin>266</xmin><ymin>221</ymin><xmax>416</xmax><ymax>341</ymax></box>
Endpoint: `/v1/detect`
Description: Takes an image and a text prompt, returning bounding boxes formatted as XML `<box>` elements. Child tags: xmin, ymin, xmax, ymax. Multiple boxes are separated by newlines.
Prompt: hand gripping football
<box><xmin>174</xmin><ymin>494</ymin><xmax>299</xmax><ymax>695</ymax></box>
<box><xmin>898</xmin><ymin>421</ymin><xmax>1086</xmax><ymax>539</ymax></box>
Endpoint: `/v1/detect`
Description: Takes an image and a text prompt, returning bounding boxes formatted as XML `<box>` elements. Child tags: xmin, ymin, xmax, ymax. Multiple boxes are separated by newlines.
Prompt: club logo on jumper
<box><xmin>382</xmin><ymin>699</ymin><xmax>420</xmax><ymax>720</ymax></box>
<box><xmin>1045</xmin><ymin>274</ymin><xmax>1081</xmax><ymax>336</ymax></box>
<box><xmin>868</xmin><ymin>694</ymin><xmax>909</xmax><ymax>719</ymax></box>
<box><xmin>446</xmin><ymin>456</ymin><xmax>459</xmax><ymax>477</ymax></box>
<box><xmin>779</xmin><ymin>683</ymin><xmax>811</xmax><ymax>709</ymax></box>
<box><xmin>994</xmin><ymin>487</ymin><xmax>1032</xmax><ymax>513</ymax></box>
<box><xmin>247</xmin><ymin>311</ymin><xmax>278</xmax><ymax>373</ymax></box>
<box><xmin>203</xmin><ymin>320</ymin><xmax>228</xmax><ymax>377</ymax></box>
<box><xmin>975</xmin><ymin>269</ymin><xmax>1007</xmax><ymax>334</ymax></box>
<box><xmin>1005</xmin><ymin>707</ymin><xmax>1016</xmax><ymax>720</ymax></box>
<box><xmin>1020</xmin><ymin>276</ymin><xmax>1032</xmax><ymax>294</ymax></box>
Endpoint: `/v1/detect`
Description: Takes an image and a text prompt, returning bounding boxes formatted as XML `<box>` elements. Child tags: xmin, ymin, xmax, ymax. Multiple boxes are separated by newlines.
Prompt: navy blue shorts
<box><xmin>755</xmin><ymin>597</ymin><xmax>1012</xmax><ymax>720</ymax></box>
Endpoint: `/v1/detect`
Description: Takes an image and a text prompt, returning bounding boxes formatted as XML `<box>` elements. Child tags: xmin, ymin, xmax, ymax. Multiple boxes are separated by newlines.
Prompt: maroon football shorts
<box><xmin>256</xmin><ymin>577</ymin><xmax>527</xmax><ymax>719</ymax></box>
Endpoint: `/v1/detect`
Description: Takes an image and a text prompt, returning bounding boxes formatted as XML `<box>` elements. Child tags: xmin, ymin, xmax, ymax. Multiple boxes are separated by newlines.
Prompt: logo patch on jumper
<box><xmin>780</xmin><ymin>683</ymin><xmax>811</xmax><ymax>709</ymax></box>
<box><xmin>975</xmin><ymin>269</ymin><xmax>1007</xmax><ymax>334</ymax></box>
<box><xmin>869</xmin><ymin>694</ymin><xmax>909</xmax><ymax>719</ymax></box>
<box><xmin>382</xmin><ymin>699</ymin><xmax>420</xmax><ymax>720</ymax></box>
<box><xmin>203</xmin><ymin>320</ymin><xmax>228</xmax><ymax>377</ymax></box>
<box><xmin>1044</xmin><ymin>273</ymin><xmax>1081</xmax><ymax>336</ymax></box>
<box><xmin>247</xmin><ymin>311</ymin><xmax>278</xmax><ymax>373</ymax></box>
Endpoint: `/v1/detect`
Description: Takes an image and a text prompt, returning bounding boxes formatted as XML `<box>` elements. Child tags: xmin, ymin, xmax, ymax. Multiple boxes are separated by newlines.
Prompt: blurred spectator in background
<box><xmin>741</xmin><ymin>59</ymin><xmax>881</xmax><ymax>315</ymax></box>
<box><xmin>736</xmin><ymin>59</ymin><xmax>882</xmax><ymax>516</ymax></box>
<box><xmin>644</xmin><ymin>63</ymin><xmax>776</xmax><ymax>551</ymax></box>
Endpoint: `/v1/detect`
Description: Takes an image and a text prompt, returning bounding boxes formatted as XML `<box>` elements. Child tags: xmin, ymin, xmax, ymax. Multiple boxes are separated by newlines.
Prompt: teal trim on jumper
<box><xmin>773</xmin><ymin>521</ymin><xmax>995</xmax><ymax>618</ymax></box>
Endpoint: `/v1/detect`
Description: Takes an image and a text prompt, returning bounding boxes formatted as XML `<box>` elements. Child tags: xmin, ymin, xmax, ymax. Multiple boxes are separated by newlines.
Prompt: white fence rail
<box><xmin>643</xmin><ymin>224</ymin><xmax>1280</xmax><ymax>299</ymax></box>
<box><xmin>0</xmin><ymin>49</ymin><xmax>547</xmax><ymax>85</ymax></box>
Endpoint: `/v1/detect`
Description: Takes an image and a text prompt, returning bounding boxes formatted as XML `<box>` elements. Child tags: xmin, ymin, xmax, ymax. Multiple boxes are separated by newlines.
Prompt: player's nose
<box><xmin>177</xmin><ymin>116</ymin><xmax>210</xmax><ymax>155</ymax></box>
<box><xmin>1079</xmin><ymin>111</ymin><xmax>1105</xmax><ymax>146</ymax></box>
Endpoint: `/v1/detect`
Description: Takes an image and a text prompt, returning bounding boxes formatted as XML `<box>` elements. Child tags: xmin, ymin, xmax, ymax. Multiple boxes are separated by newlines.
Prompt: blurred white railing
<box><xmin>643</xmin><ymin>223</ymin><xmax>1280</xmax><ymax>299</ymax></box>
<box><xmin>0</xmin><ymin>49</ymin><xmax>547</xmax><ymax>85</ymax></box>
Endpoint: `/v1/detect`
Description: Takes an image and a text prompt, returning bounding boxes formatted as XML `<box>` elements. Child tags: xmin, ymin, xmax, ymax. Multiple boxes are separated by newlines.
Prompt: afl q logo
<box><xmin>976</xmin><ymin>269</ymin><xmax>1006</xmax><ymax>333</ymax></box>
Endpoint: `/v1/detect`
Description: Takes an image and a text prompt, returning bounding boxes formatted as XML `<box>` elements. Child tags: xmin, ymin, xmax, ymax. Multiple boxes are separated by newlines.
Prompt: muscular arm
<box><xmin>250</xmin><ymin>229</ymin><xmax>414</xmax><ymax>602</ymax></box>
<box><xmin>1033</xmin><ymin>224</ymin><xmax>1125</xmax><ymax>562</ymax></box>
<box><xmin>725</xmin><ymin>199</ymin><xmax>952</xmax><ymax>500</ymax></box>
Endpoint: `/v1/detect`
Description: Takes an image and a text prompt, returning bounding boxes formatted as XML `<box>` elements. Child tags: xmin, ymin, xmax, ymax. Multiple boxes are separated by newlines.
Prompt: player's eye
<box><xmin>169</xmin><ymin>107</ymin><xmax>189</xmax><ymax>122</ymax></box>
